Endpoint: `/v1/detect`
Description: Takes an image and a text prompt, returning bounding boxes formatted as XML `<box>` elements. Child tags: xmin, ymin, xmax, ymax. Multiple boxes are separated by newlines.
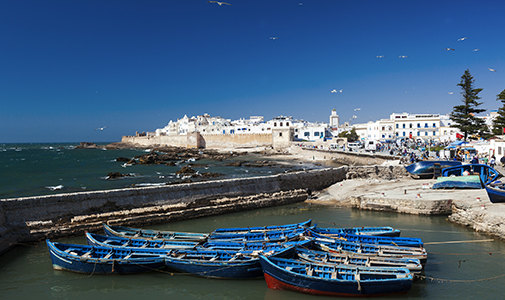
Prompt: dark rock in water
<box><xmin>75</xmin><ymin>142</ymin><xmax>100</xmax><ymax>149</ymax></box>
<box><xmin>200</xmin><ymin>172</ymin><xmax>223</xmax><ymax>178</ymax></box>
<box><xmin>116</xmin><ymin>157</ymin><xmax>131</xmax><ymax>162</ymax></box>
<box><xmin>106</xmin><ymin>172</ymin><xmax>133</xmax><ymax>180</ymax></box>
<box><xmin>176</xmin><ymin>166</ymin><xmax>197</xmax><ymax>175</ymax></box>
<box><xmin>226</xmin><ymin>161</ymin><xmax>244</xmax><ymax>167</ymax></box>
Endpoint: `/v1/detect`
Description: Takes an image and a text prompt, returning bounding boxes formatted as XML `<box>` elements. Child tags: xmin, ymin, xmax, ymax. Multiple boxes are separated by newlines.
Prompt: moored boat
<box><xmin>210</xmin><ymin>219</ymin><xmax>312</xmax><ymax>235</ymax></box>
<box><xmin>201</xmin><ymin>239</ymin><xmax>311</xmax><ymax>251</ymax></box>
<box><xmin>307</xmin><ymin>228</ymin><xmax>422</xmax><ymax>247</ymax></box>
<box><xmin>295</xmin><ymin>247</ymin><xmax>423</xmax><ymax>274</ymax></box>
<box><xmin>440</xmin><ymin>164</ymin><xmax>499</xmax><ymax>185</ymax></box>
<box><xmin>432</xmin><ymin>174</ymin><xmax>483</xmax><ymax>189</ymax></box>
<box><xmin>313</xmin><ymin>238</ymin><xmax>428</xmax><ymax>265</ymax></box>
<box><xmin>405</xmin><ymin>160</ymin><xmax>461</xmax><ymax>178</ymax></box>
<box><xmin>310</xmin><ymin>225</ymin><xmax>401</xmax><ymax>237</ymax></box>
<box><xmin>207</xmin><ymin>227</ymin><xmax>306</xmax><ymax>243</ymax></box>
<box><xmin>259</xmin><ymin>255</ymin><xmax>413</xmax><ymax>296</ymax></box>
<box><xmin>164</xmin><ymin>246</ymin><xmax>296</xmax><ymax>279</ymax></box>
<box><xmin>46</xmin><ymin>240</ymin><xmax>166</xmax><ymax>275</ymax></box>
<box><xmin>86</xmin><ymin>232</ymin><xmax>199</xmax><ymax>249</ymax></box>
<box><xmin>103</xmin><ymin>223</ymin><xmax>208</xmax><ymax>242</ymax></box>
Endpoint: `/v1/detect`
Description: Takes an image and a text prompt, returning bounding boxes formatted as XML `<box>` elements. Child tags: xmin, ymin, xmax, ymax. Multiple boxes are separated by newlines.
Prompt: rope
<box><xmin>416</xmin><ymin>273</ymin><xmax>505</xmax><ymax>283</ymax></box>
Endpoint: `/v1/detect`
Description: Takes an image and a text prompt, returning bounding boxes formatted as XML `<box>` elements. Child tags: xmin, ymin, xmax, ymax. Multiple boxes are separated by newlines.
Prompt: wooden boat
<box><xmin>432</xmin><ymin>175</ymin><xmax>483</xmax><ymax>189</ymax></box>
<box><xmin>207</xmin><ymin>227</ymin><xmax>306</xmax><ymax>243</ymax></box>
<box><xmin>46</xmin><ymin>240</ymin><xmax>166</xmax><ymax>274</ymax></box>
<box><xmin>313</xmin><ymin>238</ymin><xmax>428</xmax><ymax>265</ymax></box>
<box><xmin>164</xmin><ymin>246</ymin><xmax>296</xmax><ymax>279</ymax></box>
<box><xmin>103</xmin><ymin>223</ymin><xmax>208</xmax><ymax>242</ymax></box>
<box><xmin>440</xmin><ymin>164</ymin><xmax>499</xmax><ymax>185</ymax></box>
<box><xmin>201</xmin><ymin>239</ymin><xmax>311</xmax><ymax>251</ymax></box>
<box><xmin>405</xmin><ymin>160</ymin><xmax>461</xmax><ymax>178</ymax></box>
<box><xmin>259</xmin><ymin>255</ymin><xmax>413</xmax><ymax>297</ymax></box>
<box><xmin>307</xmin><ymin>228</ymin><xmax>423</xmax><ymax>248</ymax></box>
<box><xmin>484</xmin><ymin>183</ymin><xmax>505</xmax><ymax>203</ymax></box>
<box><xmin>310</xmin><ymin>225</ymin><xmax>401</xmax><ymax>237</ymax></box>
<box><xmin>211</xmin><ymin>219</ymin><xmax>312</xmax><ymax>235</ymax></box>
<box><xmin>294</xmin><ymin>247</ymin><xmax>423</xmax><ymax>274</ymax></box>
<box><xmin>86</xmin><ymin>232</ymin><xmax>199</xmax><ymax>249</ymax></box>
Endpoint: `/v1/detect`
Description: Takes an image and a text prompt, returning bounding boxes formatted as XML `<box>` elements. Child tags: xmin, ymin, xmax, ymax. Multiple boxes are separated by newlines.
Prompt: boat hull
<box><xmin>485</xmin><ymin>185</ymin><xmax>505</xmax><ymax>203</ymax></box>
<box><xmin>432</xmin><ymin>175</ymin><xmax>483</xmax><ymax>189</ymax></box>
<box><xmin>260</xmin><ymin>256</ymin><xmax>413</xmax><ymax>297</ymax></box>
<box><xmin>405</xmin><ymin>160</ymin><xmax>461</xmax><ymax>177</ymax></box>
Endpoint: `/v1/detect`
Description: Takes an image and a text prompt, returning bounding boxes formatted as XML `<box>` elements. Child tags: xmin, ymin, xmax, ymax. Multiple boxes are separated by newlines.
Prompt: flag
<box><xmin>503</xmin><ymin>127</ymin><xmax>505</xmax><ymax>134</ymax></box>
<box><xmin>456</xmin><ymin>133</ymin><xmax>464</xmax><ymax>139</ymax></box>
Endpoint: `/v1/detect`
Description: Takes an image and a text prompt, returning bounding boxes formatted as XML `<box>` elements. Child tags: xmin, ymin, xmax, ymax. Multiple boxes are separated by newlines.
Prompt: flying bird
<box><xmin>399</xmin><ymin>55</ymin><xmax>408</xmax><ymax>58</ymax></box>
<box><xmin>376</xmin><ymin>55</ymin><xmax>385</xmax><ymax>58</ymax></box>
<box><xmin>331</xmin><ymin>89</ymin><xmax>343</xmax><ymax>93</ymax></box>
<box><xmin>474</xmin><ymin>48</ymin><xmax>480</xmax><ymax>51</ymax></box>
<box><xmin>94</xmin><ymin>126</ymin><xmax>107</xmax><ymax>131</ymax></box>
<box><xmin>354</xmin><ymin>108</ymin><xmax>361</xmax><ymax>111</ymax></box>
<box><xmin>445</xmin><ymin>48</ymin><xmax>455</xmax><ymax>51</ymax></box>
<box><xmin>488</xmin><ymin>68</ymin><xmax>497</xmax><ymax>72</ymax></box>
<box><xmin>457</xmin><ymin>37</ymin><xmax>468</xmax><ymax>41</ymax></box>
<box><xmin>447</xmin><ymin>92</ymin><xmax>454</xmax><ymax>95</ymax></box>
<box><xmin>207</xmin><ymin>1</ymin><xmax>231</xmax><ymax>6</ymax></box>
<box><xmin>269</xmin><ymin>37</ymin><xmax>278</xmax><ymax>40</ymax></box>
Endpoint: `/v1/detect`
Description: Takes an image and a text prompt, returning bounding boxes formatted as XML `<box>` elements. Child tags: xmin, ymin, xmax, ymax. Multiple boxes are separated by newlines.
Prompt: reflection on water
<box><xmin>1</xmin><ymin>203</ymin><xmax>505</xmax><ymax>300</ymax></box>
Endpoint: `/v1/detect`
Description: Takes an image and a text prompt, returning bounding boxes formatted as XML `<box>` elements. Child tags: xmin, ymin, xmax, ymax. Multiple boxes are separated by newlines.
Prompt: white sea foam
<box><xmin>46</xmin><ymin>185</ymin><xmax>63</xmax><ymax>191</ymax></box>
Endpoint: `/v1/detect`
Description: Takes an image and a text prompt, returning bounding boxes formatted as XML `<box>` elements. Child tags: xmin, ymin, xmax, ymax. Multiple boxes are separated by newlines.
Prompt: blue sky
<box><xmin>1</xmin><ymin>0</ymin><xmax>504</xmax><ymax>143</ymax></box>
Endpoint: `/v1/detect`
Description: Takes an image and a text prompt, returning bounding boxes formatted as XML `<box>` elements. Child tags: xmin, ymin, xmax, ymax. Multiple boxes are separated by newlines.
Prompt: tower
<box><xmin>330</xmin><ymin>108</ymin><xmax>339</xmax><ymax>128</ymax></box>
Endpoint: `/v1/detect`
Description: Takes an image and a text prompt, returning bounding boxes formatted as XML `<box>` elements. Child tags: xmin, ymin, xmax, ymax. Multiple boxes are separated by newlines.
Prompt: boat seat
<box><xmin>104</xmin><ymin>252</ymin><xmax>113</xmax><ymax>259</ymax></box>
<box><xmin>82</xmin><ymin>251</ymin><xmax>93</xmax><ymax>258</ymax></box>
<box><xmin>305</xmin><ymin>267</ymin><xmax>313</xmax><ymax>276</ymax></box>
<box><xmin>124</xmin><ymin>253</ymin><xmax>132</xmax><ymax>260</ymax></box>
<box><xmin>210</xmin><ymin>255</ymin><xmax>219</xmax><ymax>261</ymax></box>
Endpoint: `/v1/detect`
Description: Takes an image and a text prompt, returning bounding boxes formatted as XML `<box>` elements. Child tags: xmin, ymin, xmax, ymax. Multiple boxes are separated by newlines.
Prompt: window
<box><xmin>274</xmin><ymin>122</ymin><xmax>277</xmax><ymax>127</ymax></box>
<box><xmin>499</xmin><ymin>147</ymin><xmax>502</xmax><ymax>155</ymax></box>
<box><xmin>433</xmin><ymin>123</ymin><xmax>436</xmax><ymax>128</ymax></box>
<box><xmin>304</xmin><ymin>132</ymin><xmax>310</xmax><ymax>137</ymax></box>
<box><xmin>403</xmin><ymin>124</ymin><xmax>406</xmax><ymax>129</ymax></box>
<box><xmin>396</xmin><ymin>124</ymin><xmax>399</xmax><ymax>129</ymax></box>
<box><xmin>279</xmin><ymin>132</ymin><xmax>283</xmax><ymax>137</ymax></box>
<box><xmin>417</xmin><ymin>132</ymin><xmax>420</xmax><ymax>136</ymax></box>
<box><xmin>403</xmin><ymin>132</ymin><xmax>406</xmax><ymax>136</ymax></box>
<box><xmin>286</xmin><ymin>122</ymin><xmax>289</xmax><ymax>126</ymax></box>
<box><xmin>280</xmin><ymin>122</ymin><xmax>283</xmax><ymax>126</ymax></box>
<box><xmin>314</xmin><ymin>132</ymin><xmax>320</xmax><ymax>136</ymax></box>
<box><xmin>409</xmin><ymin>123</ymin><xmax>413</xmax><ymax>128</ymax></box>
<box><xmin>417</xmin><ymin>123</ymin><xmax>421</xmax><ymax>128</ymax></box>
<box><xmin>433</xmin><ymin>131</ymin><xmax>436</xmax><ymax>136</ymax></box>
<box><xmin>424</xmin><ymin>123</ymin><xmax>428</xmax><ymax>128</ymax></box>
<box><xmin>425</xmin><ymin>132</ymin><xmax>428</xmax><ymax>136</ymax></box>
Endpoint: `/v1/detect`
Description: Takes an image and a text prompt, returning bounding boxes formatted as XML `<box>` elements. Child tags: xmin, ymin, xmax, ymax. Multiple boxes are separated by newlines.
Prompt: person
<box><xmin>490</xmin><ymin>156</ymin><xmax>496</xmax><ymax>168</ymax></box>
<box><xmin>500</xmin><ymin>156</ymin><xmax>505</xmax><ymax>167</ymax></box>
<box><xmin>471</xmin><ymin>155</ymin><xmax>479</xmax><ymax>164</ymax></box>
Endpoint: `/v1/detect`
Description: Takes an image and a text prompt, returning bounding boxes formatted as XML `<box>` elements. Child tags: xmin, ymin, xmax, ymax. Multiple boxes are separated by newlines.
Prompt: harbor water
<box><xmin>1</xmin><ymin>204</ymin><xmax>505</xmax><ymax>300</ymax></box>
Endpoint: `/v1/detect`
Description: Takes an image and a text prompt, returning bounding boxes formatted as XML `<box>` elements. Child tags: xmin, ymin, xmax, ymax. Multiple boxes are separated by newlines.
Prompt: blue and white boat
<box><xmin>295</xmin><ymin>247</ymin><xmax>423</xmax><ymax>274</ymax></box>
<box><xmin>207</xmin><ymin>227</ymin><xmax>306</xmax><ymax>243</ymax></box>
<box><xmin>307</xmin><ymin>228</ymin><xmax>423</xmax><ymax>248</ymax></box>
<box><xmin>485</xmin><ymin>182</ymin><xmax>505</xmax><ymax>203</ymax></box>
<box><xmin>211</xmin><ymin>220</ymin><xmax>312</xmax><ymax>235</ymax></box>
<box><xmin>46</xmin><ymin>240</ymin><xmax>166</xmax><ymax>275</ymax></box>
<box><xmin>440</xmin><ymin>164</ymin><xmax>499</xmax><ymax>185</ymax></box>
<box><xmin>405</xmin><ymin>160</ymin><xmax>461</xmax><ymax>178</ymax></box>
<box><xmin>309</xmin><ymin>225</ymin><xmax>401</xmax><ymax>237</ymax></box>
<box><xmin>164</xmin><ymin>246</ymin><xmax>296</xmax><ymax>279</ymax></box>
<box><xmin>86</xmin><ymin>232</ymin><xmax>199</xmax><ymax>249</ymax></box>
<box><xmin>103</xmin><ymin>223</ymin><xmax>208</xmax><ymax>242</ymax></box>
<box><xmin>259</xmin><ymin>255</ymin><xmax>413</xmax><ymax>297</ymax></box>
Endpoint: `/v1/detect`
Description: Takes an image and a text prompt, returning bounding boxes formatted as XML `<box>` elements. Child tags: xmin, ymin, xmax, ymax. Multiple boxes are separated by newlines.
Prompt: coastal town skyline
<box><xmin>1</xmin><ymin>0</ymin><xmax>504</xmax><ymax>143</ymax></box>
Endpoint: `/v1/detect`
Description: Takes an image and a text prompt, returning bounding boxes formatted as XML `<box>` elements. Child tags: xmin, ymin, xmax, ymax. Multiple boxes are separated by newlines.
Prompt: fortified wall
<box><xmin>0</xmin><ymin>165</ymin><xmax>405</xmax><ymax>254</ymax></box>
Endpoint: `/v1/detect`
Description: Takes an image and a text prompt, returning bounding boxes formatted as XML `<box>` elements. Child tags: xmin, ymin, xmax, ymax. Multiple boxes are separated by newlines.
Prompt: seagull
<box><xmin>354</xmin><ymin>108</ymin><xmax>361</xmax><ymax>111</ymax></box>
<box><xmin>447</xmin><ymin>92</ymin><xmax>454</xmax><ymax>95</ymax></box>
<box><xmin>269</xmin><ymin>37</ymin><xmax>278</xmax><ymax>40</ymax></box>
<box><xmin>207</xmin><ymin>1</ymin><xmax>231</xmax><ymax>6</ymax></box>
<box><xmin>457</xmin><ymin>37</ymin><xmax>468</xmax><ymax>41</ymax></box>
<box><xmin>474</xmin><ymin>48</ymin><xmax>480</xmax><ymax>51</ymax></box>
<box><xmin>331</xmin><ymin>89</ymin><xmax>343</xmax><ymax>93</ymax></box>
<box><xmin>399</xmin><ymin>55</ymin><xmax>408</xmax><ymax>58</ymax></box>
<box><xmin>376</xmin><ymin>55</ymin><xmax>385</xmax><ymax>58</ymax></box>
<box><xmin>94</xmin><ymin>126</ymin><xmax>107</xmax><ymax>131</ymax></box>
<box><xmin>445</xmin><ymin>48</ymin><xmax>455</xmax><ymax>51</ymax></box>
<box><xmin>488</xmin><ymin>68</ymin><xmax>497</xmax><ymax>72</ymax></box>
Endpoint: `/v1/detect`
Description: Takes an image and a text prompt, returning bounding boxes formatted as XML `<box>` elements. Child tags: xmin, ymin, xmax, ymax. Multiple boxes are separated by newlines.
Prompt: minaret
<box><xmin>330</xmin><ymin>108</ymin><xmax>339</xmax><ymax>128</ymax></box>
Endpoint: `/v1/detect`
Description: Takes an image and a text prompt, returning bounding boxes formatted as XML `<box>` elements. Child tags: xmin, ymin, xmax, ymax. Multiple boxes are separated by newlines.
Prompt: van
<box><xmin>347</xmin><ymin>142</ymin><xmax>362</xmax><ymax>150</ymax></box>
<box><xmin>365</xmin><ymin>140</ymin><xmax>377</xmax><ymax>152</ymax></box>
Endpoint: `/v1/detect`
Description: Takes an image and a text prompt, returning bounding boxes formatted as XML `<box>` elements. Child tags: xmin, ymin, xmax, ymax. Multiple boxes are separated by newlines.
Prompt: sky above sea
<box><xmin>1</xmin><ymin>0</ymin><xmax>504</xmax><ymax>143</ymax></box>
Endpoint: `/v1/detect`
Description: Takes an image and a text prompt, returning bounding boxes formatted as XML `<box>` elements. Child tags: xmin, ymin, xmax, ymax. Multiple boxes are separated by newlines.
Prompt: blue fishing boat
<box><xmin>259</xmin><ymin>255</ymin><xmax>413</xmax><ymax>297</ymax></box>
<box><xmin>310</xmin><ymin>225</ymin><xmax>401</xmax><ymax>237</ymax></box>
<box><xmin>164</xmin><ymin>246</ymin><xmax>296</xmax><ymax>279</ymax></box>
<box><xmin>86</xmin><ymin>232</ymin><xmax>199</xmax><ymax>249</ymax></box>
<box><xmin>46</xmin><ymin>240</ymin><xmax>166</xmax><ymax>275</ymax></box>
<box><xmin>484</xmin><ymin>183</ymin><xmax>505</xmax><ymax>203</ymax></box>
<box><xmin>211</xmin><ymin>219</ymin><xmax>312</xmax><ymax>235</ymax></box>
<box><xmin>405</xmin><ymin>160</ymin><xmax>461</xmax><ymax>178</ymax></box>
<box><xmin>294</xmin><ymin>247</ymin><xmax>423</xmax><ymax>274</ymax></box>
<box><xmin>201</xmin><ymin>239</ymin><xmax>311</xmax><ymax>251</ymax></box>
<box><xmin>307</xmin><ymin>228</ymin><xmax>423</xmax><ymax>248</ymax></box>
<box><xmin>313</xmin><ymin>238</ymin><xmax>428</xmax><ymax>265</ymax></box>
<box><xmin>207</xmin><ymin>227</ymin><xmax>306</xmax><ymax>243</ymax></box>
<box><xmin>103</xmin><ymin>223</ymin><xmax>208</xmax><ymax>242</ymax></box>
<box><xmin>440</xmin><ymin>164</ymin><xmax>499</xmax><ymax>185</ymax></box>
<box><xmin>432</xmin><ymin>175</ymin><xmax>483</xmax><ymax>189</ymax></box>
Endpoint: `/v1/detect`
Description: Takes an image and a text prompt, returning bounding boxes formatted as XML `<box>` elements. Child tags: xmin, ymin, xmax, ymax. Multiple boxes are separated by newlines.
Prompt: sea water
<box><xmin>0</xmin><ymin>204</ymin><xmax>504</xmax><ymax>300</ymax></box>
<box><xmin>0</xmin><ymin>143</ymin><xmax>323</xmax><ymax>199</ymax></box>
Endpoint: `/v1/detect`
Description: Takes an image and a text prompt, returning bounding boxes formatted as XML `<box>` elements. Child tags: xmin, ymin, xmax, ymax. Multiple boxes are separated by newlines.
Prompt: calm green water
<box><xmin>0</xmin><ymin>143</ymin><xmax>323</xmax><ymax>199</ymax></box>
<box><xmin>1</xmin><ymin>204</ymin><xmax>504</xmax><ymax>300</ymax></box>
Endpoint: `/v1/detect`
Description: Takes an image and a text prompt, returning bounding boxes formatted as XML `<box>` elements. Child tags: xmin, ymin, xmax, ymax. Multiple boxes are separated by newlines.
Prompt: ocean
<box><xmin>0</xmin><ymin>142</ymin><xmax>325</xmax><ymax>199</ymax></box>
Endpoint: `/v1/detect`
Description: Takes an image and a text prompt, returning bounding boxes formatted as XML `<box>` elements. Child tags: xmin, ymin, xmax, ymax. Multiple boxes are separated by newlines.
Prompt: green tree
<box><xmin>338</xmin><ymin>127</ymin><xmax>359</xmax><ymax>142</ymax></box>
<box><xmin>492</xmin><ymin>89</ymin><xmax>505</xmax><ymax>135</ymax></box>
<box><xmin>450</xmin><ymin>69</ymin><xmax>491</xmax><ymax>141</ymax></box>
